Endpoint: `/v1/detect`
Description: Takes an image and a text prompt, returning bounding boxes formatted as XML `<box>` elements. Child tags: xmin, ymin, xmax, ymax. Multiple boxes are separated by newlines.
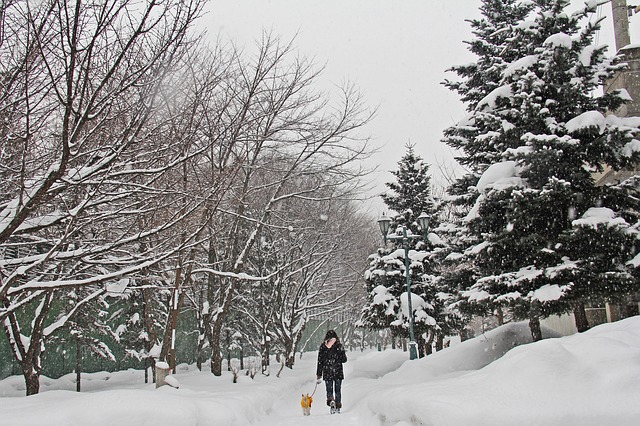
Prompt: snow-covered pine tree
<box><xmin>361</xmin><ymin>243</ymin><xmax>431</xmax><ymax>351</ymax></box>
<box><xmin>444</xmin><ymin>0</ymin><xmax>536</xmax><ymax>113</ymax></box>
<box><xmin>362</xmin><ymin>146</ymin><xmax>452</xmax><ymax>355</ymax></box>
<box><xmin>110</xmin><ymin>288</ymin><xmax>153</xmax><ymax>371</ymax></box>
<box><xmin>440</xmin><ymin>0</ymin><xmax>537</xmax><ymax>333</ymax></box>
<box><xmin>46</xmin><ymin>286</ymin><xmax>116</xmax><ymax>392</ymax></box>
<box><xmin>381</xmin><ymin>144</ymin><xmax>436</xmax><ymax>223</ymax></box>
<box><xmin>443</xmin><ymin>0</ymin><xmax>640</xmax><ymax>339</ymax></box>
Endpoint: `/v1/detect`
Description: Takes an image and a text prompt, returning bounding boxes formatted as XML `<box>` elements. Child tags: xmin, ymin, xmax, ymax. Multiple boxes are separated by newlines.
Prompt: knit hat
<box><xmin>324</xmin><ymin>330</ymin><xmax>338</xmax><ymax>341</ymax></box>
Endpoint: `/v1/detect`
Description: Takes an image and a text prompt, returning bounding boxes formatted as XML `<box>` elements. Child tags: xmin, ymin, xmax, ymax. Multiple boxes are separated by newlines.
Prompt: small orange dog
<box><xmin>301</xmin><ymin>393</ymin><xmax>313</xmax><ymax>416</ymax></box>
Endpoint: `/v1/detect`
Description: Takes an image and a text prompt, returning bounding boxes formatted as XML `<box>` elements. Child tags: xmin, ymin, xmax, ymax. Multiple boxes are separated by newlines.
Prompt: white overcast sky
<box><xmin>201</xmin><ymin>0</ymin><xmax>635</xmax><ymax>214</ymax></box>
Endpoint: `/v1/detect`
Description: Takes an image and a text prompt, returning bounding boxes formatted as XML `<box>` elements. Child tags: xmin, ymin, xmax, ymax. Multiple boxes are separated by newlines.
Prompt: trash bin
<box><xmin>155</xmin><ymin>361</ymin><xmax>170</xmax><ymax>388</ymax></box>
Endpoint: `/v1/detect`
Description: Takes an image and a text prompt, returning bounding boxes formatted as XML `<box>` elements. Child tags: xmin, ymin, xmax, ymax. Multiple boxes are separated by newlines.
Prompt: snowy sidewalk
<box><xmin>257</xmin><ymin>350</ymin><xmax>405</xmax><ymax>425</ymax></box>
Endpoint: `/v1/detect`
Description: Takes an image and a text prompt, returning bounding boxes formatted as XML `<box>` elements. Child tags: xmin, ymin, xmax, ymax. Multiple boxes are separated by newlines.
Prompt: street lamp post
<box><xmin>377</xmin><ymin>212</ymin><xmax>430</xmax><ymax>360</ymax></box>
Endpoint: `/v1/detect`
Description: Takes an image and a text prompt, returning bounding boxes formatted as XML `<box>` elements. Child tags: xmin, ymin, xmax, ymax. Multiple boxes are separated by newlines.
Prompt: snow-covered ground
<box><xmin>2</xmin><ymin>316</ymin><xmax>640</xmax><ymax>426</ymax></box>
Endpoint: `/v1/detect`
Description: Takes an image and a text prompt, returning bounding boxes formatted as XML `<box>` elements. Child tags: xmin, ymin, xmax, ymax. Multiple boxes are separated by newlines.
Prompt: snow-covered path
<box><xmin>258</xmin><ymin>351</ymin><xmax>385</xmax><ymax>425</ymax></box>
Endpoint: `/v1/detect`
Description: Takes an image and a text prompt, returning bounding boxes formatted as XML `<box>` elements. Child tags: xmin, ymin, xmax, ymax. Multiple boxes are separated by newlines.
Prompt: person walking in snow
<box><xmin>316</xmin><ymin>330</ymin><xmax>347</xmax><ymax>413</ymax></box>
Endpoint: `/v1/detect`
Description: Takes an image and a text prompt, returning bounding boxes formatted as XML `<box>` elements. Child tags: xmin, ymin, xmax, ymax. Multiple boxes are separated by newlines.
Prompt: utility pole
<box><xmin>605</xmin><ymin>0</ymin><xmax>639</xmax><ymax>118</ymax></box>
<box><xmin>611</xmin><ymin>0</ymin><xmax>631</xmax><ymax>52</ymax></box>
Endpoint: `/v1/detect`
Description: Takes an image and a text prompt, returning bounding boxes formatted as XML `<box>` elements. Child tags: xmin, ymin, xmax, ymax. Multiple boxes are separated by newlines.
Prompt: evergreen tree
<box><xmin>111</xmin><ymin>288</ymin><xmax>152</xmax><ymax>366</ymax></box>
<box><xmin>381</xmin><ymin>144</ymin><xmax>436</xmax><ymax>221</ymax></box>
<box><xmin>439</xmin><ymin>1</ymin><xmax>538</xmax><ymax>330</ymax></box>
<box><xmin>440</xmin><ymin>0</ymin><xmax>537</xmax><ymax>331</ymax></box>
<box><xmin>443</xmin><ymin>0</ymin><xmax>640</xmax><ymax>339</ymax></box>
<box><xmin>444</xmin><ymin>0</ymin><xmax>536</xmax><ymax>113</ymax></box>
<box><xmin>443</xmin><ymin>0</ymin><xmax>536</xmax><ymax>168</ymax></box>
<box><xmin>361</xmin><ymin>146</ymin><xmax>453</xmax><ymax>356</ymax></box>
<box><xmin>48</xmin><ymin>287</ymin><xmax>116</xmax><ymax>392</ymax></box>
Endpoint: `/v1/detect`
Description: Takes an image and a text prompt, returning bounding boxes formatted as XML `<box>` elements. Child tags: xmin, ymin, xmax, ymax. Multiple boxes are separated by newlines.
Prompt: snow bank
<box><xmin>381</xmin><ymin>321</ymin><xmax>553</xmax><ymax>386</ymax></box>
<box><xmin>368</xmin><ymin>317</ymin><xmax>640</xmax><ymax>426</ymax></box>
<box><xmin>347</xmin><ymin>350</ymin><xmax>408</xmax><ymax>380</ymax></box>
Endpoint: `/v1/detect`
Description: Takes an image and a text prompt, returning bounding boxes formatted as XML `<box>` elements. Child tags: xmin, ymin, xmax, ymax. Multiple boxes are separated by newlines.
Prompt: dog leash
<box><xmin>310</xmin><ymin>380</ymin><xmax>319</xmax><ymax>397</ymax></box>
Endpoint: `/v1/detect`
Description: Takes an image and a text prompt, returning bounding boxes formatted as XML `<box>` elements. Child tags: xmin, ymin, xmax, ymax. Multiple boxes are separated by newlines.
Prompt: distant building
<box><xmin>595</xmin><ymin>44</ymin><xmax>640</xmax><ymax>185</ymax></box>
<box><xmin>544</xmin><ymin>2</ymin><xmax>640</xmax><ymax>336</ymax></box>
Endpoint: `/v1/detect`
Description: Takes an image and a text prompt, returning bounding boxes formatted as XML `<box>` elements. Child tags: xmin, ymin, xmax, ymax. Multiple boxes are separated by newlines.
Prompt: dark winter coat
<box><xmin>316</xmin><ymin>341</ymin><xmax>347</xmax><ymax>380</ymax></box>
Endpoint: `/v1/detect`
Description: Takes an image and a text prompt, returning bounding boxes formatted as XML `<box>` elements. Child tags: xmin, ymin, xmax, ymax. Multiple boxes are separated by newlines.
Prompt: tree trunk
<box><xmin>226</xmin><ymin>329</ymin><xmax>232</xmax><ymax>371</ymax></box>
<box><xmin>416</xmin><ymin>334</ymin><xmax>425</xmax><ymax>358</ymax></box>
<box><xmin>529</xmin><ymin>302</ymin><xmax>543</xmax><ymax>341</ymax></box>
<box><xmin>276</xmin><ymin>358</ymin><xmax>286</xmax><ymax>378</ymax></box>
<box><xmin>20</xmin><ymin>340</ymin><xmax>44</xmax><ymax>396</ymax></box>
<box><xmin>160</xmin><ymin>253</ymin><xmax>195</xmax><ymax>372</ymax></box>
<box><xmin>425</xmin><ymin>331</ymin><xmax>434</xmax><ymax>356</ymax></box>
<box><xmin>144</xmin><ymin>360</ymin><xmax>149</xmax><ymax>383</ymax></box>
<box><xmin>282</xmin><ymin>334</ymin><xmax>295</xmax><ymax>369</ymax></box>
<box><xmin>76</xmin><ymin>338</ymin><xmax>82</xmax><ymax>392</ymax></box>
<box><xmin>196</xmin><ymin>344</ymin><xmax>203</xmax><ymax>371</ymax></box>
<box><xmin>262</xmin><ymin>335</ymin><xmax>270</xmax><ymax>374</ymax></box>
<box><xmin>142</xmin><ymin>288</ymin><xmax>158</xmax><ymax>383</ymax></box>
<box><xmin>23</xmin><ymin>365</ymin><xmax>40</xmax><ymax>396</ymax></box>
<box><xmin>435</xmin><ymin>334</ymin><xmax>444</xmax><ymax>352</ymax></box>
<box><xmin>195</xmin><ymin>295</ymin><xmax>207</xmax><ymax>372</ymax></box>
<box><xmin>529</xmin><ymin>316</ymin><xmax>542</xmax><ymax>341</ymax></box>
<box><xmin>210</xmin><ymin>326</ymin><xmax>223</xmax><ymax>376</ymax></box>
<box><xmin>208</xmin><ymin>273</ymin><xmax>238</xmax><ymax>376</ymax></box>
<box><xmin>159</xmin><ymin>269</ymin><xmax>185</xmax><ymax>369</ymax></box>
<box><xmin>496</xmin><ymin>307</ymin><xmax>504</xmax><ymax>326</ymax></box>
<box><xmin>3</xmin><ymin>291</ymin><xmax>53</xmax><ymax>395</ymax></box>
<box><xmin>573</xmin><ymin>301</ymin><xmax>590</xmax><ymax>332</ymax></box>
<box><xmin>622</xmin><ymin>297</ymin><xmax>639</xmax><ymax>319</ymax></box>
<box><xmin>285</xmin><ymin>352</ymin><xmax>295</xmax><ymax>369</ymax></box>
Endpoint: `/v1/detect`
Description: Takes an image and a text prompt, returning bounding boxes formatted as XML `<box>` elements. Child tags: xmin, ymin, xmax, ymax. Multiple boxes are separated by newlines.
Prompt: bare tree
<box><xmin>187</xmin><ymin>34</ymin><xmax>374</xmax><ymax>376</ymax></box>
<box><xmin>0</xmin><ymin>0</ymin><xmax>205</xmax><ymax>395</ymax></box>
